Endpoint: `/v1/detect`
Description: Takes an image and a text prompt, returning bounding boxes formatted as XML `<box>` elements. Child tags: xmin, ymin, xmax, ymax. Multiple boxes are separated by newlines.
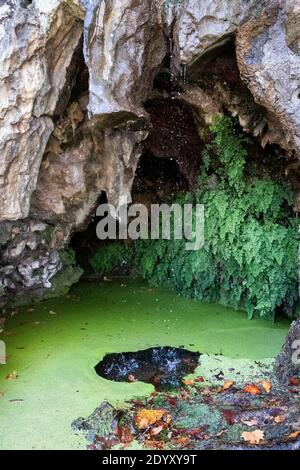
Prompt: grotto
<box><xmin>0</xmin><ymin>0</ymin><xmax>300</xmax><ymax>452</ymax></box>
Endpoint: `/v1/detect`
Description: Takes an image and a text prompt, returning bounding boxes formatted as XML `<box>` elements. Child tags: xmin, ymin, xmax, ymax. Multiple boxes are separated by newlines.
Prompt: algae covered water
<box><xmin>0</xmin><ymin>279</ymin><xmax>290</xmax><ymax>449</ymax></box>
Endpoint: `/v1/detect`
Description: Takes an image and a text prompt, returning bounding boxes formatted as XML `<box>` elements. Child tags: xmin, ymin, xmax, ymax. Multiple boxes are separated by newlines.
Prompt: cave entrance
<box><xmin>70</xmin><ymin>39</ymin><xmax>299</xmax><ymax>322</ymax></box>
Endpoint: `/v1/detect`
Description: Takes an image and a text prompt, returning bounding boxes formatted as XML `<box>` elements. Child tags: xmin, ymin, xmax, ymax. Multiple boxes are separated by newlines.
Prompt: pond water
<box><xmin>0</xmin><ymin>279</ymin><xmax>290</xmax><ymax>449</ymax></box>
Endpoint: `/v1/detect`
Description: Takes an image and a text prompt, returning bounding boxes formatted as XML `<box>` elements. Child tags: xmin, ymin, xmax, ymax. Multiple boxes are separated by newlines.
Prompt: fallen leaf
<box><xmin>117</xmin><ymin>425</ymin><xmax>133</xmax><ymax>444</ymax></box>
<box><xmin>243</xmin><ymin>384</ymin><xmax>261</xmax><ymax>395</ymax></box>
<box><xmin>150</xmin><ymin>425</ymin><xmax>164</xmax><ymax>436</ymax></box>
<box><xmin>183</xmin><ymin>379</ymin><xmax>194</xmax><ymax>386</ymax></box>
<box><xmin>128</xmin><ymin>374</ymin><xmax>137</xmax><ymax>382</ymax></box>
<box><xmin>288</xmin><ymin>430</ymin><xmax>300</xmax><ymax>439</ymax></box>
<box><xmin>145</xmin><ymin>440</ymin><xmax>165</xmax><ymax>450</ymax></box>
<box><xmin>223</xmin><ymin>409</ymin><xmax>236</xmax><ymax>425</ymax></box>
<box><xmin>242</xmin><ymin>429</ymin><xmax>265</xmax><ymax>445</ymax></box>
<box><xmin>136</xmin><ymin>409</ymin><xmax>168</xmax><ymax>429</ymax></box>
<box><xmin>274</xmin><ymin>415</ymin><xmax>285</xmax><ymax>424</ymax></box>
<box><xmin>6</xmin><ymin>371</ymin><xmax>18</xmax><ymax>381</ymax></box>
<box><xmin>194</xmin><ymin>376</ymin><xmax>205</xmax><ymax>383</ymax></box>
<box><xmin>241</xmin><ymin>419</ymin><xmax>258</xmax><ymax>427</ymax></box>
<box><xmin>223</xmin><ymin>380</ymin><xmax>234</xmax><ymax>390</ymax></box>
<box><xmin>289</xmin><ymin>377</ymin><xmax>300</xmax><ymax>386</ymax></box>
<box><xmin>172</xmin><ymin>436</ymin><xmax>191</xmax><ymax>447</ymax></box>
<box><xmin>261</xmin><ymin>380</ymin><xmax>272</xmax><ymax>393</ymax></box>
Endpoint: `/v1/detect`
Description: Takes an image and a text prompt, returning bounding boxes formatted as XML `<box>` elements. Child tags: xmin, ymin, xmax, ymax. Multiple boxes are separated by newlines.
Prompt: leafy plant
<box><xmin>89</xmin><ymin>243</ymin><xmax>133</xmax><ymax>276</ymax></box>
<box><xmin>59</xmin><ymin>248</ymin><xmax>77</xmax><ymax>267</ymax></box>
<box><xmin>90</xmin><ymin>116</ymin><xmax>299</xmax><ymax>320</ymax></box>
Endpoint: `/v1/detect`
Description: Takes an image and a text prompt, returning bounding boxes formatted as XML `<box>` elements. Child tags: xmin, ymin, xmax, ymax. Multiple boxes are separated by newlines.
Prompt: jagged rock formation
<box><xmin>0</xmin><ymin>0</ymin><xmax>84</xmax><ymax>221</ymax></box>
<box><xmin>274</xmin><ymin>318</ymin><xmax>300</xmax><ymax>384</ymax></box>
<box><xmin>0</xmin><ymin>0</ymin><xmax>299</xmax><ymax>305</ymax></box>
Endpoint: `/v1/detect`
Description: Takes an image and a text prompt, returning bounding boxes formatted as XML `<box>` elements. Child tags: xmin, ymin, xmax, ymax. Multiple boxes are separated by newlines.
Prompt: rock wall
<box><xmin>0</xmin><ymin>0</ymin><xmax>299</xmax><ymax>306</ymax></box>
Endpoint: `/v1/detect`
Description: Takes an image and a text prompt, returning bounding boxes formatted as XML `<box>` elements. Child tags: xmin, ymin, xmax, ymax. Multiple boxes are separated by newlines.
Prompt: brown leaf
<box><xmin>145</xmin><ymin>440</ymin><xmax>165</xmax><ymax>450</ymax></box>
<box><xmin>183</xmin><ymin>379</ymin><xmax>194</xmax><ymax>386</ymax></box>
<box><xmin>289</xmin><ymin>377</ymin><xmax>300</xmax><ymax>386</ymax></box>
<box><xmin>261</xmin><ymin>380</ymin><xmax>272</xmax><ymax>393</ymax></box>
<box><xmin>117</xmin><ymin>425</ymin><xmax>133</xmax><ymax>444</ymax></box>
<box><xmin>172</xmin><ymin>436</ymin><xmax>191</xmax><ymax>447</ymax></box>
<box><xmin>194</xmin><ymin>376</ymin><xmax>205</xmax><ymax>383</ymax></box>
<box><xmin>223</xmin><ymin>380</ymin><xmax>234</xmax><ymax>391</ymax></box>
<box><xmin>242</xmin><ymin>429</ymin><xmax>265</xmax><ymax>445</ymax></box>
<box><xmin>223</xmin><ymin>409</ymin><xmax>236</xmax><ymax>425</ymax></box>
<box><xmin>6</xmin><ymin>371</ymin><xmax>18</xmax><ymax>381</ymax></box>
<box><xmin>274</xmin><ymin>415</ymin><xmax>285</xmax><ymax>424</ymax></box>
<box><xmin>136</xmin><ymin>409</ymin><xmax>169</xmax><ymax>429</ymax></box>
<box><xmin>288</xmin><ymin>430</ymin><xmax>300</xmax><ymax>439</ymax></box>
<box><xmin>243</xmin><ymin>384</ymin><xmax>261</xmax><ymax>395</ymax></box>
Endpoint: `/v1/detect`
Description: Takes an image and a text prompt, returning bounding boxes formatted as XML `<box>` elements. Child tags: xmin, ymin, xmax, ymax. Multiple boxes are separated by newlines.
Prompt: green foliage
<box><xmin>89</xmin><ymin>116</ymin><xmax>299</xmax><ymax>320</ymax></box>
<box><xmin>59</xmin><ymin>248</ymin><xmax>77</xmax><ymax>267</ymax></box>
<box><xmin>89</xmin><ymin>244</ymin><xmax>133</xmax><ymax>276</ymax></box>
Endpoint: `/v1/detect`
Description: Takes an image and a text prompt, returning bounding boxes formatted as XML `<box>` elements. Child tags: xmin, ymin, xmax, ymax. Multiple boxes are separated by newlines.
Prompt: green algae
<box><xmin>0</xmin><ymin>279</ymin><xmax>290</xmax><ymax>450</ymax></box>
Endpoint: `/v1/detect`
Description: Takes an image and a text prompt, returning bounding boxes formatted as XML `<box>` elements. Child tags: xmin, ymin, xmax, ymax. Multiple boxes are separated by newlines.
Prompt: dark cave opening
<box><xmin>68</xmin><ymin>37</ymin><xmax>299</xmax><ymax>321</ymax></box>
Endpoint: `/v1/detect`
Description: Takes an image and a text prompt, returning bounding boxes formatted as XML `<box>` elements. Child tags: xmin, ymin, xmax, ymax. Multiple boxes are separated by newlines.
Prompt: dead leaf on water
<box><xmin>288</xmin><ymin>430</ymin><xmax>300</xmax><ymax>439</ymax></box>
<box><xmin>243</xmin><ymin>384</ymin><xmax>261</xmax><ymax>395</ymax></box>
<box><xmin>135</xmin><ymin>409</ymin><xmax>170</xmax><ymax>429</ymax></box>
<box><xmin>6</xmin><ymin>371</ymin><xmax>18</xmax><ymax>381</ymax></box>
<box><xmin>223</xmin><ymin>380</ymin><xmax>234</xmax><ymax>391</ymax></box>
<box><xmin>261</xmin><ymin>380</ymin><xmax>272</xmax><ymax>393</ymax></box>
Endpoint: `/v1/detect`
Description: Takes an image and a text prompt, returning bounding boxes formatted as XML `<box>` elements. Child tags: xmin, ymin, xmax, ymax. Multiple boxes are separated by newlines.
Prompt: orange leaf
<box><xmin>243</xmin><ymin>384</ymin><xmax>261</xmax><ymax>395</ymax></box>
<box><xmin>242</xmin><ymin>429</ymin><xmax>265</xmax><ymax>445</ymax></box>
<box><xmin>288</xmin><ymin>430</ymin><xmax>300</xmax><ymax>439</ymax></box>
<box><xmin>136</xmin><ymin>409</ymin><xmax>169</xmax><ymax>429</ymax></box>
<box><xmin>223</xmin><ymin>380</ymin><xmax>234</xmax><ymax>391</ymax></box>
<box><xmin>274</xmin><ymin>415</ymin><xmax>285</xmax><ymax>424</ymax></box>
<box><xmin>6</xmin><ymin>371</ymin><xmax>18</xmax><ymax>381</ymax></box>
<box><xmin>173</xmin><ymin>436</ymin><xmax>191</xmax><ymax>446</ymax></box>
<box><xmin>261</xmin><ymin>380</ymin><xmax>272</xmax><ymax>393</ymax></box>
<box><xmin>183</xmin><ymin>379</ymin><xmax>194</xmax><ymax>386</ymax></box>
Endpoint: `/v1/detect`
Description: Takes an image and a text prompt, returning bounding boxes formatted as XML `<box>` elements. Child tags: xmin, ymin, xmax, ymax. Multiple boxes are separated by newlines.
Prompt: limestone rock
<box><xmin>172</xmin><ymin>0</ymin><xmax>258</xmax><ymax>68</ymax></box>
<box><xmin>274</xmin><ymin>318</ymin><xmax>300</xmax><ymax>384</ymax></box>
<box><xmin>83</xmin><ymin>0</ymin><xmax>166</xmax><ymax>126</ymax></box>
<box><xmin>0</xmin><ymin>0</ymin><xmax>83</xmax><ymax>221</ymax></box>
<box><xmin>236</xmin><ymin>1</ymin><xmax>300</xmax><ymax>155</ymax></box>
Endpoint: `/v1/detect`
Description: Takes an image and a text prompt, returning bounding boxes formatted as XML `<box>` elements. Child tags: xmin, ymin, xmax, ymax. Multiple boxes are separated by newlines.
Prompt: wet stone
<box><xmin>95</xmin><ymin>346</ymin><xmax>200</xmax><ymax>390</ymax></box>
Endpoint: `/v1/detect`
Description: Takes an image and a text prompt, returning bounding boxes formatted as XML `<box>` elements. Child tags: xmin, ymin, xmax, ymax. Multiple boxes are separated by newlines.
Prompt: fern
<box><xmin>89</xmin><ymin>116</ymin><xmax>299</xmax><ymax>321</ymax></box>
